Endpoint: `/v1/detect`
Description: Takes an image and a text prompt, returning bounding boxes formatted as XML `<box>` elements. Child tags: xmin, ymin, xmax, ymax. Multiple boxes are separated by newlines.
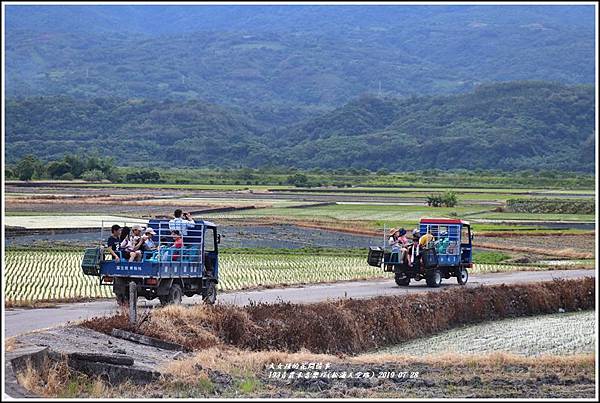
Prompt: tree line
<box><xmin>5</xmin><ymin>154</ymin><xmax>163</xmax><ymax>183</ymax></box>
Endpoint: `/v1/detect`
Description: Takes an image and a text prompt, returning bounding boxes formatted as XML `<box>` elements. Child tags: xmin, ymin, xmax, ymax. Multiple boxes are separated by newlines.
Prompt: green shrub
<box><xmin>81</xmin><ymin>169</ymin><xmax>106</xmax><ymax>182</ymax></box>
<box><xmin>426</xmin><ymin>191</ymin><xmax>458</xmax><ymax>207</ymax></box>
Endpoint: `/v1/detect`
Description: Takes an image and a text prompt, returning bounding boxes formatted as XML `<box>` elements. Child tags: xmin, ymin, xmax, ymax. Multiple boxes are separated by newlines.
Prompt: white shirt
<box><xmin>168</xmin><ymin>217</ymin><xmax>196</xmax><ymax>236</ymax></box>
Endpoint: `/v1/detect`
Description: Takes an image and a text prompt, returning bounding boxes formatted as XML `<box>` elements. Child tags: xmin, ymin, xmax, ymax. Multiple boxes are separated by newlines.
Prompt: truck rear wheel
<box><xmin>394</xmin><ymin>274</ymin><xmax>410</xmax><ymax>286</ymax></box>
<box><xmin>165</xmin><ymin>283</ymin><xmax>182</xmax><ymax>305</ymax></box>
<box><xmin>203</xmin><ymin>282</ymin><xmax>217</xmax><ymax>305</ymax></box>
<box><xmin>457</xmin><ymin>267</ymin><xmax>469</xmax><ymax>285</ymax></box>
<box><xmin>426</xmin><ymin>269</ymin><xmax>442</xmax><ymax>288</ymax></box>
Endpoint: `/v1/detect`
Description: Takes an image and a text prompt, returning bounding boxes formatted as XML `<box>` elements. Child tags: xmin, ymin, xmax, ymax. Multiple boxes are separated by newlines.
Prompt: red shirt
<box><xmin>172</xmin><ymin>238</ymin><xmax>183</xmax><ymax>260</ymax></box>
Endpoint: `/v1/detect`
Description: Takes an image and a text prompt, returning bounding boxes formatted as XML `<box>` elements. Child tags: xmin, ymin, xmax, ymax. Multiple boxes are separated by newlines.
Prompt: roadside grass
<box><xmin>15</xmin><ymin>357</ymin><xmax>113</xmax><ymax>398</ymax></box>
<box><xmin>235</xmin><ymin>375</ymin><xmax>261</xmax><ymax>395</ymax></box>
<box><xmin>82</xmin><ymin>278</ymin><xmax>595</xmax><ymax>355</ymax></box>
<box><xmin>17</xmin><ymin>348</ymin><xmax>594</xmax><ymax>398</ymax></box>
<box><xmin>164</xmin><ymin>347</ymin><xmax>595</xmax><ymax>378</ymax></box>
<box><xmin>5</xmin><ymin>337</ymin><xmax>18</xmax><ymax>352</ymax></box>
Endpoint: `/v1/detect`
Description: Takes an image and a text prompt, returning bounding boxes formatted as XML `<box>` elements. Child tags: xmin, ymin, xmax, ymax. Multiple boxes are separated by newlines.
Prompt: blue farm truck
<box><xmin>81</xmin><ymin>219</ymin><xmax>220</xmax><ymax>305</ymax></box>
<box><xmin>367</xmin><ymin>218</ymin><xmax>473</xmax><ymax>287</ymax></box>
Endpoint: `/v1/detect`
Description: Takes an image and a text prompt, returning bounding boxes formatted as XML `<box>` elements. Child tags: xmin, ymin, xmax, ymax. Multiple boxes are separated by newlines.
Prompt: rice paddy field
<box><xmin>3</xmin><ymin>250</ymin><xmax>381</xmax><ymax>303</ymax></box>
<box><xmin>2</xmin><ymin>250</ymin><xmax>589</xmax><ymax>304</ymax></box>
<box><xmin>373</xmin><ymin>310</ymin><xmax>596</xmax><ymax>356</ymax></box>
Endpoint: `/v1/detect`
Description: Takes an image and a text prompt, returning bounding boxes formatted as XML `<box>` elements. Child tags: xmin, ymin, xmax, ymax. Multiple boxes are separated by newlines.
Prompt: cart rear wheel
<box><xmin>426</xmin><ymin>269</ymin><xmax>442</xmax><ymax>288</ymax></box>
<box><xmin>166</xmin><ymin>283</ymin><xmax>183</xmax><ymax>305</ymax></box>
<box><xmin>394</xmin><ymin>274</ymin><xmax>411</xmax><ymax>286</ymax></box>
<box><xmin>203</xmin><ymin>282</ymin><xmax>217</xmax><ymax>305</ymax></box>
<box><xmin>457</xmin><ymin>267</ymin><xmax>469</xmax><ymax>285</ymax></box>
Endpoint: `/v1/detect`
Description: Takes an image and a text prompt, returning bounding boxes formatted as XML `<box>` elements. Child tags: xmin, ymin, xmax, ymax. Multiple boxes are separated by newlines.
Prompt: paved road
<box><xmin>4</xmin><ymin>269</ymin><xmax>595</xmax><ymax>337</ymax></box>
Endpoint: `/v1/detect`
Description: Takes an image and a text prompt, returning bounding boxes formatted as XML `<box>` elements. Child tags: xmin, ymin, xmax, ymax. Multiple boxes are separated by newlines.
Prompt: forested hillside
<box><xmin>277</xmin><ymin>82</ymin><xmax>595</xmax><ymax>171</ymax></box>
<box><xmin>6</xmin><ymin>82</ymin><xmax>595</xmax><ymax>171</ymax></box>
<box><xmin>5</xmin><ymin>97</ymin><xmax>266</xmax><ymax>167</ymax></box>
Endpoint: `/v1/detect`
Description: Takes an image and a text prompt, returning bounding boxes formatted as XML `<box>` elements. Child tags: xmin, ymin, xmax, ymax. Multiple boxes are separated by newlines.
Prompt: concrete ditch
<box><xmin>4</xmin><ymin>325</ymin><xmax>192</xmax><ymax>397</ymax></box>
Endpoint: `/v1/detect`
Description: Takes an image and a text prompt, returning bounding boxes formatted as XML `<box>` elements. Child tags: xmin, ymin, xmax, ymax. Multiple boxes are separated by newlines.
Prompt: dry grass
<box><xmin>5</xmin><ymin>337</ymin><xmax>19</xmax><ymax>352</ymax></box>
<box><xmin>164</xmin><ymin>346</ymin><xmax>595</xmax><ymax>385</ymax></box>
<box><xmin>14</xmin><ymin>355</ymin><xmax>112</xmax><ymax>398</ymax></box>
<box><xmin>83</xmin><ymin>278</ymin><xmax>595</xmax><ymax>356</ymax></box>
<box><xmin>16</xmin><ymin>356</ymin><xmax>72</xmax><ymax>397</ymax></box>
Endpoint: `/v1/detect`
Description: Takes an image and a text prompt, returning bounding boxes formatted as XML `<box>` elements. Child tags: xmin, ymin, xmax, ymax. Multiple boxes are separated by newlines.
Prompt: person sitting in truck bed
<box><xmin>139</xmin><ymin>227</ymin><xmax>158</xmax><ymax>259</ymax></box>
<box><xmin>388</xmin><ymin>228</ymin><xmax>409</xmax><ymax>264</ymax></box>
<box><xmin>119</xmin><ymin>226</ymin><xmax>142</xmax><ymax>262</ymax></box>
<box><xmin>106</xmin><ymin>224</ymin><xmax>122</xmax><ymax>262</ymax></box>
<box><xmin>169</xmin><ymin>230</ymin><xmax>184</xmax><ymax>261</ymax></box>
<box><xmin>141</xmin><ymin>227</ymin><xmax>158</xmax><ymax>251</ymax></box>
<box><xmin>407</xmin><ymin>229</ymin><xmax>421</xmax><ymax>266</ymax></box>
<box><xmin>169</xmin><ymin>209</ymin><xmax>195</xmax><ymax>237</ymax></box>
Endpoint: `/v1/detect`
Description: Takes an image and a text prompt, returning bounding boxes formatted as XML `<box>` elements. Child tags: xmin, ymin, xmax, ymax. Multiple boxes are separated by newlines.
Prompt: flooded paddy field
<box><xmin>5</xmin><ymin>223</ymin><xmax>383</xmax><ymax>250</ymax></box>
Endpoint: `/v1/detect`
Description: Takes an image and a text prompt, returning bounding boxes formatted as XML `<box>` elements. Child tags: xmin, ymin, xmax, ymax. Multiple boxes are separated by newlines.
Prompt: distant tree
<box><xmin>377</xmin><ymin>168</ymin><xmax>389</xmax><ymax>176</ymax></box>
<box><xmin>238</xmin><ymin>168</ymin><xmax>256</xmax><ymax>180</ymax></box>
<box><xmin>47</xmin><ymin>160</ymin><xmax>72</xmax><ymax>179</ymax></box>
<box><xmin>15</xmin><ymin>155</ymin><xmax>40</xmax><ymax>181</ymax></box>
<box><xmin>64</xmin><ymin>155</ymin><xmax>86</xmax><ymax>178</ymax></box>
<box><xmin>81</xmin><ymin>169</ymin><xmax>106</xmax><ymax>182</ymax></box>
<box><xmin>125</xmin><ymin>169</ymin><xmax>161</xmax><ymax>183</ymax></box>
<box><xmin>286</xmin><ymin>173</ymin><xmax>309</xmax><ymax>187</ymax></box>
<box><xmin>5</xmin><ymin>167</ymin><xmax>15</xmax><ymax>179</ymax></box>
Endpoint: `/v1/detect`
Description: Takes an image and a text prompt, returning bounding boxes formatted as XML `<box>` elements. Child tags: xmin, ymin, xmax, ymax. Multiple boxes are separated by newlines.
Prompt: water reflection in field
<box><xmin>6</xmin><ymin>224</ymin><xmax>383</xmax><ymax>249</ymax></box>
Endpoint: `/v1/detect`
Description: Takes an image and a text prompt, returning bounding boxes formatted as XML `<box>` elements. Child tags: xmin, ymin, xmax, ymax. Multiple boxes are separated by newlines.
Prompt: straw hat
<box><xmin>388</xmin><ymin>228</ymin><xmax>399</xmax><ymax>236</ymax></box>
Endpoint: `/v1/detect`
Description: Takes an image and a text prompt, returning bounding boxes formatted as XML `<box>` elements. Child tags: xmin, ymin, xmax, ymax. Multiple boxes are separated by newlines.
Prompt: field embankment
<box><xmin>83</xmin><ymin>278</ymin><xmax>595</xmax><ymax>355</ymax></box>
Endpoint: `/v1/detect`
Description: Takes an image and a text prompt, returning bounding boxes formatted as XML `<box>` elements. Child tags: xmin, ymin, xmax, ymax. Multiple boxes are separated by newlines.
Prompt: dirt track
<box><xmin>4</xmin><ymin>269</ymin><xmax>595</xmax><ymax>338</ymax></box>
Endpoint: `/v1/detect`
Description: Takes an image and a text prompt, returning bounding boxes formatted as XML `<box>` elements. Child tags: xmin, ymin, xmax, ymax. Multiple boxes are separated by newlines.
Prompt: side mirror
<box><xmin>217</xmin><ymin>234</ymin><xmax>221</xmax><ymax>244</ymax></box>
<box><xmin>470</xmin><ymin>233</ymin><xmax>474</xmax><ymax>241</ymax></box>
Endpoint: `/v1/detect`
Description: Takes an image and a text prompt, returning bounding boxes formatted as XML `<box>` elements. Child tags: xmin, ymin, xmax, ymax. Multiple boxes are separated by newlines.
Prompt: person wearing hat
<box><xmin>388</xmin><ymin>228</ymin><xmax>406</xmax><ymax>263</ymax></box>
<box><xmin>140</xmin><ymin>227</ymin><xmax>158</xmax><ymax>256</ymax></box>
